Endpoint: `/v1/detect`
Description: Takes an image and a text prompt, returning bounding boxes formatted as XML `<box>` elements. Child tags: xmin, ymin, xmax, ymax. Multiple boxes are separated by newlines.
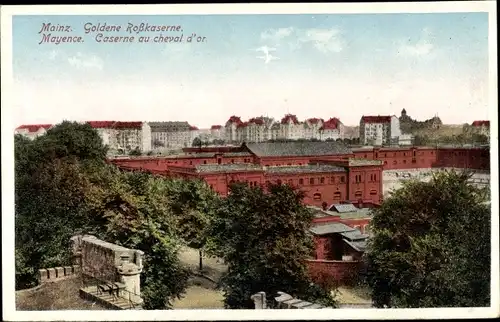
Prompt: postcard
<box><xmin>1</xmin><ymin>2</ymin><xmax>498</xmax><ymax>321</ymax></box>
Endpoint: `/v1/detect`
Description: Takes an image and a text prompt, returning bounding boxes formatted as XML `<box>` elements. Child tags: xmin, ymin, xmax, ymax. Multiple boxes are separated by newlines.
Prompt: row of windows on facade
<box><xmin>208</xmin><ymin>181</ymin><xmax>378</xmax><ymax>200</ymax></box>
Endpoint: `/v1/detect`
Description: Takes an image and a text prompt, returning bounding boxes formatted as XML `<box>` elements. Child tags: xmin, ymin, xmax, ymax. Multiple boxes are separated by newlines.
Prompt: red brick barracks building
<box><xmin>109</xmin><ymin>141</ymin><xmax>489</xmax><ymax>285</ymax></box>
<box><xmin>109</xmin><ymin>141</ymin><xmax>490</xmax><ymax>208</ymax></box>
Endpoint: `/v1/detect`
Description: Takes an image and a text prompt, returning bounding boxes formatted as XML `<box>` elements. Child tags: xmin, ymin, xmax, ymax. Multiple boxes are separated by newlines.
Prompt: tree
<box><xmin>207</xmin><ymin>182</ymin><xmax>336</xmax><ymax>309</ymax></box>
<box><xmin>164</xmin><ymin>179</ymin><xmax>220</xmax><ymax>271</ymax></box>
<box><xmin>15</xmin><ymin>122</ymin><xmax>190</xmax><ymax>308</ymax></box>
<box><xmin>129</xmin><ymin>147</ymin><xmax>142</xmax><ymax>156</ymax></box>
<box><xmin>365</xmin><ymin>170</ymin><xmax>490</xmax><ymax>308</ymax></box>
<box><xmin>192</xmin><ymin>137</ymin><xmax>202</xmax><ymax>148</ymax></box>
<box><xmin>88</xmin><ymin>170</ymin><xmax>190</xmax><ymax>309</ymax></box>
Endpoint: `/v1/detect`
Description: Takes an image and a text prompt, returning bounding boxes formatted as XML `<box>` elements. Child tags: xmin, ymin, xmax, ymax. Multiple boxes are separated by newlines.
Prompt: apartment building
<box><xmin>149</xmin><ymin>121</ymin><xmax>192</xmax><ymax>149</ymax></box>
<box><xmin>86</xmin><ymin>121</ymin><xmax>151</xmax><ymax>153</ymax></box>
<box><xmin>319</xmin><ymin>118</ymin><xmax>344</xmax><ymax>141</ymax></box>
<box><xmin>15</xmin><ymin>124</ymin><xmax>53</xmax><ymax>140</ymax></box>
<box><xmin>359</xmin><ymin>115</ymin><xmax>401</xmax><ymax>145</ymax></box>
<box><xmin>471</xmin><ymin>120</ymin><xmax>490</xmax><ymax>137</ymax></box>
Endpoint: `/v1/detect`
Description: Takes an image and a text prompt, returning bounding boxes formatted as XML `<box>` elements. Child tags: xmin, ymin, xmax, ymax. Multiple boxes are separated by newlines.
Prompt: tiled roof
<box><xmin>340</xmin><ymin>230</ymin><xmax>369</xmax><ymax>241</ymax></box>
<box><xmin>309</xmin><ymin>222</ymin><xmax>355</xmax><ymax>235</ymax></box>
<box><xmin>320</xmin><ymin>117</ymin><xmax>341</xmax><ymax>130</ymax></box>
<box><xmin>248</xmin><ymin>117</ymin><xmax>265</xmax><ymax>125</ymax></box>
<box><xmin>224</xmin><ymin>152</ymin><xmax>253</xmax><ymax>157</ymax></box>
<box><xmin>195</xmin><ymin>163</ymin><xmax>263</xmax><ymax>173</ymax></box>
<box><xmin>211</xmin><ymin>125</ymin><xmax>223</xmax><ymax>130</ymax></box>
<box><xmin>189</xmin><ymin>125</ymin><xmax>199</xmax><ymax>131</ymax></box>
<box><xmin>329</xmin><ymin>203</ymin><xmax>359</xmax><ymax>213</ymax></box>
<box><xmin>348</xmin><ymin>158</ymin><xmax>383</xmax><ymax>166</ymax></box>
<box><xmin>361</xmin><ymin>115</ymin><xmax>392</xmax><ymax>123</ymax></box>
<box><xmin>87</xmin><ymin>121</ymin><xmax>115</xmax><ymax>129</ymax></box>
<box><xmin>245</xmin><ymin>141</ymin><xmax>352</xmax><ymax>157</ymax></box>
<box><xmin>306</xmin><ymin>118</ymin><xmax>324</xmax><ymax>124</ymax></box>
<box><xmin>114</xmin><ymin>121</ymin><xmax>143</xmax><ymax>129</ymax></box>
<box><xmin>281</xmin><ymin>114</ymin><xmax>300</xmax><ymax>125</ymax></box>
<box><xmin>227</xmin><ymin>115</ymin><xmax>242</xmax><ymax>124</ymax></box>
<box><xmin>16</xmin><ymin>124</ymin><xmax>53</xmax><ymax>132</ymax></box>
<box><xmin>265</xmin><ymin>164</ymin><xmax>346</xmax><ymax>174</ymax></box>
<box><xmin>149</xmin><ymin>121</ymin><xmax>191</xmax><ymax>131</ymax></box>
<box><xmin>471</xmin><ymin>120</ymin><xmax>490</xmax><ymax>127</ymax></box>
<box><xmin>343</xmin><ymin>239</ymin><xmax>367</xmax><ymax>252</ymax></box>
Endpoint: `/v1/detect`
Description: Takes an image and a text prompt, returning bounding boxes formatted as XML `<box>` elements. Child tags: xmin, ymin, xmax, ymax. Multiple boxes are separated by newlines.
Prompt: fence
<box><xmin>81</xmin><ymin>274</ymin><xmax>142</xmax><ymax>309</ymax></box>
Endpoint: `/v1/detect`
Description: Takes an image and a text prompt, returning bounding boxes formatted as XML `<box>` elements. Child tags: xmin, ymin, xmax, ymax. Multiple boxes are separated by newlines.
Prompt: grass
<box><xmin>16</xmin><ymin>277</ymin><xmax>109</xmax><ymax>310</ymax></box>
<box><xmin>335</xmin><ymin>286</ymin><xmax>372</xmax><ymax>305</ymax></box>
<box><xmin>172</xmin><ymin>285</ymin><xmax>225</xmax><ymax>309</ymax></box>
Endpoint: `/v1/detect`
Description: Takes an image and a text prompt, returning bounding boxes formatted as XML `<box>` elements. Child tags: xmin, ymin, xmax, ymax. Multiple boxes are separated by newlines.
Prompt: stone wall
<box><xmin>71</xmin><ymin>235</ymin><xmax>144</xmax><ymax>304</ymax></box>
<box><xmin>251</xmin><ymin>291</ymin><xmax>333</xmax><ymax>309</ymax></box>
<box><xmin>38</xmin><ymin>265</ymin><xmax>80</xmax><ymax>284</ymax></box>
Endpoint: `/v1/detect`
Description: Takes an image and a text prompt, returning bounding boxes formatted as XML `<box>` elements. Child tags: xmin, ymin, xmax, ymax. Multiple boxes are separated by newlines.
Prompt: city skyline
<box><xmin>11</xmin><ymin>12</ymin><xmax>491</xmax><ymax>128</ymax></box>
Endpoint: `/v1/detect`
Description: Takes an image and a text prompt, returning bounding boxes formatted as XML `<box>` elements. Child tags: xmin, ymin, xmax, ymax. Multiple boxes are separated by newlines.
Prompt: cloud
<box><xmin>296</xmin><ymin>28</ymin><xmax>344</xmax><ymax>53</ymax></box>
<box><xmin>260</xmin><ymin>27</ymin><xmax>344</xmax><ymax>54</ymax></box>
<box><xmin>67</xmin><ymin>52</ymin><xmax>103</xmax><ymax>71</ymax></box>
<box><xmin>260</xmin><ymin>27</ymin><xmax>294</xmax><ymax>42</ymax></box>
<box><xmin>398</xmin><ymin>27</ymin><xmax>435</xmax><ymax>57</ymax></box>
<box><xmin>255</xmin><ymin>46</ymin><xmax>279</xmax><ymax>64</ymax></box>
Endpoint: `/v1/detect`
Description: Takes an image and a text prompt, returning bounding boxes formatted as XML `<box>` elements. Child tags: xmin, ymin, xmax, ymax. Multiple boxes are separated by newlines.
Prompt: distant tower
<box><xmin>401</xmin><ymin>108</ymin><xmax>407</xmax><ymax>118</ymax></box>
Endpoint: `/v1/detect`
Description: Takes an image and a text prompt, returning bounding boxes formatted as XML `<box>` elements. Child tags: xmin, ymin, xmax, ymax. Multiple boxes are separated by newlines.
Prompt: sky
<box><xmin>11</xmin><ymin>12</ymin><xmax>491</xmax><ymax>127</ymax></box>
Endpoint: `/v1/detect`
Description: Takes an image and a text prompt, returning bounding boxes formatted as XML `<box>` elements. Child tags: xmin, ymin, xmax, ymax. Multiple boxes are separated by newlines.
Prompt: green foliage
<box><xmin>208</xmin><ymin>182</ymin><xmax>336</xmax><ymax>309</ymax></box>
<box><xmin>129</xmin><ymin>147</ymin><xmax>142</xmax><ymax>156</ymax></box>
<box><xmin>365</xmin><ymin>170</ymin><xmax>491</xmax><ymax>308</ymax></box>
<box><xmin>15</xmin><ymin>122</ymin><xmax>190</xmax><ymax>308</ymax></box>
<box><xmin>192</xmin><ymin>137</ymin><xmax>202</xmax><ymax>147</ymax></box>
<box><xmin>88</xmin><ymin>171</ymin><xmax>190</xmax><ymax>309</ymax></box>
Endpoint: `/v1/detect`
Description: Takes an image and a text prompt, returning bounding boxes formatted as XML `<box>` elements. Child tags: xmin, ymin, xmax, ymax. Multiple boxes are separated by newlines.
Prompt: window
<box><xmin>288</xmin><ymin>179</ymin><xmax>293</xmax><ymax>185</ymax></box>
<box><xmin>393</xmin><ymin>160</ymin><xmax>397</xmax><ymax>165</ymax></box>
<box><xmin>340</xmin><ymin>176</ymin><xmax>345</xmax><ymax>183</ymax></box>
<box><xmin>333</xmin><ymin>191</ymin><xmax>341</xmax><ymax>200</ymax></box>
<box><xmin>299</xmin><ymin>178</ymin><xmax>304</xmax><ymax>185</ymax></box>
<box><xmin>374</xmin><ymin>174</ymin><xmax>377</xmax><ymax>181</ymax></box>
<box><xmin>231</xmin><ymin>159</ymin><xmax>235</xmax><ymax>164</ymax></box>
<box><xmin>330</xmin><ymin>177</ymin><xmax>335</xmax><ymax>184</ymax></box>
<box><xmin>265</xmin><ymin>180</ymin><xmax>271</xmax><ymax>186</ymax></box>
<box><xmin>189</xmin><ymin>161</ymin><xmax>193</xmax><ymax>165</ymax></box>
<box><xmin>403</xmin><ymin>160</ymin><xmax>407</xmax><ymax>164</ymax></box>
<box><xmin>310</xmin><ymin>178</ymin><xmax>315</xmax><ymax>185</ymax></box>
<box><xmin>370</xmin><ymin>190</ymin><xmax>377</xmax><ymax>195</ymax></box>
<box><xmin>277</xmin><ymin>179</ymin><xmax>282</xmax><ymax>185</ymax></box>
<box><xmin>320</xmin><ymin>177</ymin><xmax>325</xmax><ymax>184</ymax></box>
<box><xmin>203</xmin><ymin>160</ymin><xmax>207</xmax><ymax>164</ymax></box>
<box><xmin>313</xmin><ymin>193</ymin><xmax>322</xmax><ymax>201</ymax></box>
<box><xmin>355</xmin><ymin>191</ymin><xmax>363</xmax><ymax>198</ymax></box>
<box><xmin>217</xmin><ymin>159</ymin><xmax>221</xmax><ymax>164</ymax></box>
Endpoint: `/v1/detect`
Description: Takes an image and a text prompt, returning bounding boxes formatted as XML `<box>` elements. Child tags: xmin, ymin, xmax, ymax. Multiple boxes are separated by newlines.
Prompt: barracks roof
<box><xmin>244</xmin><ymin>141</ymin><xmax>352</xmax><ymax>157</ymax></box>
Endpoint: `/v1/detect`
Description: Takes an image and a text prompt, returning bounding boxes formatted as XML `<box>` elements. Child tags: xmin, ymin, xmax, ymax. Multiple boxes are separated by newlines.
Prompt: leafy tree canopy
<box><xmin>365</xmin><ymin>170</ymin><xmax>491</xmax><ymax>308</ymax></box>
<box><xmin>207</xmin><ymin>182</ymin><xmax>336</xmax><ymax>309</ymax></box>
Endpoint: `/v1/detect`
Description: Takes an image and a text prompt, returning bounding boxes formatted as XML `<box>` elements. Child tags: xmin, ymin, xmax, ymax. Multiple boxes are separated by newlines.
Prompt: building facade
<box><xmin>86</xmin><ymin>121</ymin><xmax>151</xmax><ymax>153</ymax></box>
<box><xmin>15</xmin><ymin>124</ymin><xmax>53</xmax><ymax>140</ymax></box>
<box><xmin>471</xmin><ymin>120</ymin><xmax>490</xmax><ymax>137</ymax></box>
<box><xmin>359</xmin><ymin>115</ymin><xmax>401</xmax><ymax>145</ymax></box>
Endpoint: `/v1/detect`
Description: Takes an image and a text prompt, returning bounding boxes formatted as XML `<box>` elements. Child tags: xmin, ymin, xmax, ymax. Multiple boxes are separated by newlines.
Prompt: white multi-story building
<box><xmin>359</xmin><ymin>115</ymin><xmax>401</xmax><ymax>145</ymax></box>
<box><xmin>277</xmin><ymin>114</ymin><xmax>304</xmax><ymax>140</ymax></box>
<box><xmin>14</xmin><ymin>124</ymin><xmax>53</xmax><ymax>140</ymax></box>
<box><xmin>210</xmin><ymin>125</ymin><xmax>226</xmax><ymax>141</ymax></box>
<box><xmin>223</xmin><ymin>114</ymin><xmax>346</xmax><ymax>143</ymax></box>
<box><xmin>87</xmin><ymin>121</ymin><xmax>151</xmax><ymax>153</ymax></box>
<box><xmin>471</xmin><ymin>120</ymin><xmax>490</xmax><ymax>137</ymax></box>
<box><xmin>319</xmin><ymin>118</ymin><xmax>345</xmax><ymax>141</ymax></box>
<box><xmin>87</xmin><ymin>121</ymin><xmax>116</xmax><ymax>147</ymax></box>
<box><xmin>149</xmin><ymin>121</ymin><xmax>192</xmax><ymax>149</ymax></box>
<box><xmin>225</xmin><ymin>116</ymin><xmax>243</xmax><ymax>143</ymax></box>
<box><xmin>303</xmin><ymin>118</ymin><xmax>324</xmax><ymax>140</ymax></box>
<box><xmin>113</xmin><ymin>121</ymin><xmax>151</xmax><ymax>153</ymax></box>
